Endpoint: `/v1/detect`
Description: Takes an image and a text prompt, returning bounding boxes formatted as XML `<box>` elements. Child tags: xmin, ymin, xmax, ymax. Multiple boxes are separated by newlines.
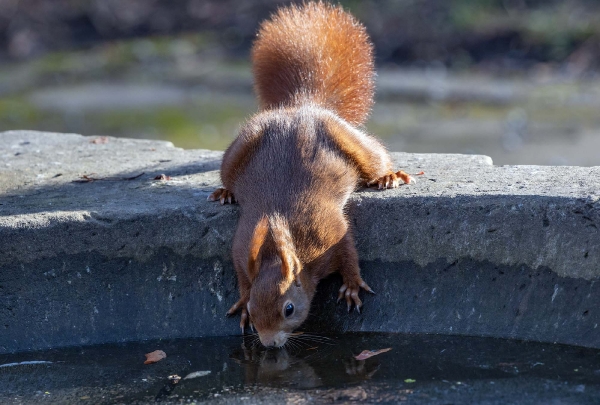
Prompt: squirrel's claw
<box><xmin>338</xmin><ymin>279</ymin><xmax>367</xmax><ymax>313</ymax></box>
<box><xmin>360</xmin><ymin>280</ymin><xmax>375</xmax><ymax>295</ymax></box>
<box><xmin>368</xmin><ymin>170</ymin><xmax>414</xmax><ymax>190</ymax></box>
<box><xmin>337</xmin><ymin>284</ymin><xmax>348</xmax><ymax>303</ymax></box>
<box><xmin>227</xmin><ymin>295</ymin><xmax>252</xmax><ymax>336</ymax></box>
<box><xmin>240</xmin><ymin>308</ymin><xmax>249</xmax><ymax>332</ymax></box>
<box><xmin>395</xmin><ymin>170</ymin><xmax>415</xmax><ymax>185</ymax></box>
<box><xmin>347</xmin><ymin>288</ymin><xmax>362</xmax><ymax>311</ymax></box>
<box><xmin>226</xmin><ymin>298</ymin><xmax>244</xmax><ymax>316</ymax></box>
<box><xmin>208</xmin><ymin>187</ymin><xmax>236</xmax><ymax>205</ymax></box>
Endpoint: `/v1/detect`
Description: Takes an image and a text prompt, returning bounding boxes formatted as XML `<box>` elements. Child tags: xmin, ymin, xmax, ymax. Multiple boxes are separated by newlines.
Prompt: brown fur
<box><xmin>209</xmin><ymin>2</ymin><xmax>412</xmax><ymax>348</ymax></box>
<box><xmin>247</xmin><ymin>215</ymin><xmax>269</xmax><ymax>283</ymax></box>
<box><xmin>252</xmin><ymin>2</ymin><xmax>374</xmax><ymax>127</ymax></box>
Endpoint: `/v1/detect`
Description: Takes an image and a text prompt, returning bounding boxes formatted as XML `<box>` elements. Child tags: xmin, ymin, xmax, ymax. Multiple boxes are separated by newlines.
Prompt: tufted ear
<box><xmin>280</xmin><ymin>250</ymin><xmax>301</xmax><ymax>287</ymax></box>
<box><xmin>269</xmin><ymin>214</ymin><xmax>300</xmax><ymax>285</ymax></box>
<box><xmin>247</xmin><ymin>215</ymin><xmax>269</xmax><ymax>283</ymax></box>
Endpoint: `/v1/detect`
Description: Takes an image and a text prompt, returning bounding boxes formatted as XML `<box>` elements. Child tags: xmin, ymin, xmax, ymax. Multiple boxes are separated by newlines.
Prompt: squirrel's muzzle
<box><xmin>259</xmin><ymin>330</ymin><xmax>288</xmax><ymax>348</ymax></box>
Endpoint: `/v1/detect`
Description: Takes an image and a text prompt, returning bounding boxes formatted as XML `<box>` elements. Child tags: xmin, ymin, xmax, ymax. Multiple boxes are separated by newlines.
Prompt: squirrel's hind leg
<box><xmin>209</xmin><ymin>118</ymin><xmax>266</xmax><ymax>205</ymax></box>
<box><xmin>322</xmin><ymin>115</ymin><xmax>414</xmax><ymax>189</ymax></box>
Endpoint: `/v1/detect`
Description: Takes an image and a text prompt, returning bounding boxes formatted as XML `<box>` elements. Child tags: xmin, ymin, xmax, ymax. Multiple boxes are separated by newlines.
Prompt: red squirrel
<box><xmin>208</xmin><ymin>2</ymin><xmax>413</xmax><ymax>348</ymax></box>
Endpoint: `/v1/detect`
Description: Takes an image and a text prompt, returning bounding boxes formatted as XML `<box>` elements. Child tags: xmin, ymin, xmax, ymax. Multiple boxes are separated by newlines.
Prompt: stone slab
<box><xmin>1</xmin><ymin>130</ymin><xmax>599</xmax><ymax>353</ymax></box>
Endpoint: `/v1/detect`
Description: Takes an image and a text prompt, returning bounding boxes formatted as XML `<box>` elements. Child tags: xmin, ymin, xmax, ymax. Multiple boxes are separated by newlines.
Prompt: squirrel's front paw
<box><xmin>208</xmin><ymin>187</ymin><xmax>236</xmax><ymax>204</ymax></box>
<box><xmin>368</xmin><ymin>170</ymin><xmax>414</xmax><ymax>189</ymax></box>
<box><xmin>226</xmin><ymin>298</ymin><xmax>252</xmax><ymax>334</ymax></box>
<box><xmin>337</xmin><ymin>276</ymin><xmax>375</xmax><ymax>313</ymax></box>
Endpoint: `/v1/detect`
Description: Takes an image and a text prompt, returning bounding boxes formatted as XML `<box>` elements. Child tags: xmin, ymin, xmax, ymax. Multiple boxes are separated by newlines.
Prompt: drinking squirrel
<box><xmin>208</xmin><ymin>2</ymin><xmax>413</xmax><ymax>348</ymax></box>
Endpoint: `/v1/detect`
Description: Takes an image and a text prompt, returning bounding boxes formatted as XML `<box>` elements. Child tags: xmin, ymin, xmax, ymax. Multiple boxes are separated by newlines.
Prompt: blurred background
<box><xmin>0</xmin><ymin>0</ymin><xmax>599</xmax><ymax>166</ymax></box>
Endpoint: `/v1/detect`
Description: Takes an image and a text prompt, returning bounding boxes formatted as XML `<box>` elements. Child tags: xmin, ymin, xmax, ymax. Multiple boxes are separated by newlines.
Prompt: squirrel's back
<box><xmin>252</xmin><ymin>2</ymin><xmax>374</xmax><ymax>127</ymax></box>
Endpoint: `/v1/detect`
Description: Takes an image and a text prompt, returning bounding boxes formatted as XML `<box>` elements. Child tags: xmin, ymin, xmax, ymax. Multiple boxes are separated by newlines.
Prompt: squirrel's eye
<box><xmin>284</xmin><ymin>303</ymin><xmax>294</xmax><ymax>318</ymax></box>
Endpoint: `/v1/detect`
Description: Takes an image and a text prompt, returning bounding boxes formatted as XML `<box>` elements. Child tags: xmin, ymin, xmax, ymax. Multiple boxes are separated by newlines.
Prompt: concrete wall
<box><xmin>1</xmin><ymin>130</ymin><xmax>599</xmax><ymax>354</ymax></box>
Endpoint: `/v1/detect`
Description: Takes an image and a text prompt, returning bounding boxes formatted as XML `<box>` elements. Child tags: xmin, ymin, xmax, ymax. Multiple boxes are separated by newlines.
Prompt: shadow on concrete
<box><xmin>0</xmin><ymin>159</ymin><xmax>223</xmax><ymax>217</ymax></box>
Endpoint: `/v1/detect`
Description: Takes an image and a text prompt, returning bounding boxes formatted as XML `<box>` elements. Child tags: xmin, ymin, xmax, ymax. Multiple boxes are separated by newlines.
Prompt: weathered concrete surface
<box><xmin>1</xmin><ymin>130</ymin><xmax>599</xmax><ymax>353</ymax></box>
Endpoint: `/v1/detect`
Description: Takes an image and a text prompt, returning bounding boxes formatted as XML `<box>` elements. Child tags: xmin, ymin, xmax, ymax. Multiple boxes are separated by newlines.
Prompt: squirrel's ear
<box><xmin>247</xmin><ymin>215</ymin><xmax>269</xmax><ymax>283</ymax></box>
<box><xmin>269</xmin><ymin>214</ymin><xmax>300</xmax><ymax>285</ymax></box>
<box><xmin>280</xmin><ymin>251</ymin><xmax>301</xmax><ymax>286</ymax></box>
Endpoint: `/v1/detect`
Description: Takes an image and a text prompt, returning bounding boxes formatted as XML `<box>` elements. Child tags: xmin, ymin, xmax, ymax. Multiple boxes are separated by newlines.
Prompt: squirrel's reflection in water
<box><xmin>229</xmin><ymin>336</ymin><xmax>380</xmax><ymax>388</ymax></box>
<box><xmin>230</xmin><ymin>339</ymin><xmax>321</xmax><ymax>388</ymax></box>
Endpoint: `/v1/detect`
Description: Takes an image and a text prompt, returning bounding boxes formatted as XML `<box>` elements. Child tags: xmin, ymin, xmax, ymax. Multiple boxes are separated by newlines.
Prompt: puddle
<box><xmin>1</xmin><ymin>332</ymin><xmax>599</xmax><ymax>404</ymax></box>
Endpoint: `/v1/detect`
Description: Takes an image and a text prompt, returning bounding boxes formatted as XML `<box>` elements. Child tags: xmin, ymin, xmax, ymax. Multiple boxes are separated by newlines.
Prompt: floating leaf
<box><xmin>144</xmin><ymin>350</ymin><xmax>167</xmax><ymax>364</ymax></box>
<box><xmin>183</xmin><ymin>370</ymin><xmax>211</xmax><ymax>380</ymax></box>
<box><xmin>404</xmin><ymin>378</ymin><xmax>416</xmax><ymax>383</ymax></box>
<box><xmin>0</xmin><ymin>360</ymin><xmax>52</xmax><ymax>368</ymax></box>
<box><xmin>354</xmin><ymin>347</ymin><xmax>392</xmax><ymax>360</ymax></box>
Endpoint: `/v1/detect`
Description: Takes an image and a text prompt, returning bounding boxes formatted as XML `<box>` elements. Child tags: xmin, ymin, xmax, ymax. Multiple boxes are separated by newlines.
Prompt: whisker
<box><xmin>297</xmin><ymin>339</ymin><xmax>335</xmax><ymax>347</ymax></box>
<box><xmin>286</xmin><ymin>340</ymin><xmax>301</xmax><ymax>353</ymax></box>
<box><xmin>299</xmin><ymin>332</ymin><xmax>335</xmax><ymax>340</ymax></box>
<box><xmin>292</xmin><ymin>340</ymin><xmax>304</xmax><ymax>353</ymax></box>
<box><xmin>299</xmin><ymin>336</ymin><xmax>336</xmax><ymax>344</ymax></box>
<box><xmin>288</xmin><ymin>337</ymin><xmax>311</xmax><ymax>349</ymax></box>
<box><xmin>287</xmin><ymin>334</ymin><xmax>306</xmax><ymax>350</ymax></box>
<box><xmin>295</xmin><ymin>337</ymin><xmax>319</xmax><ymax>347</ymax></box>
<box><xmin>297</xmin><ymin>334</ymin><xmax>332</xmax><ymax>340</ymax></box>
<box><xmin>300</xmin><ymin>340</ymin><xmax>335</xmax><ymax>346</ymax></box>
<box><xmin>251</xmin><ymin>336</ymin><xmax>261</xmax><ymax>349</ymax></box>
<box><xmin>296</xmin><ymin>335</ymin><xmax>337</xmax><ymax>345</ymax></box>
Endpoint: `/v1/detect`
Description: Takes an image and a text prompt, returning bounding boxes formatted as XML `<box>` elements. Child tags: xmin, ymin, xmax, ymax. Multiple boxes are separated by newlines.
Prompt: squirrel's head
<box><xmin>246</xmin><ymin>214</ymin><xmax>312</xmax><ymax>348</ymax></box>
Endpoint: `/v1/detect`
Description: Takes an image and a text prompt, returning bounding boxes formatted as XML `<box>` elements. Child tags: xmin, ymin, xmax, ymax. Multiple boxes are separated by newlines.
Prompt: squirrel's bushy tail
<box><xmin>252</xmin><ymin>2</ymin><xmax>374</xmax><ymax>126</ymax></box>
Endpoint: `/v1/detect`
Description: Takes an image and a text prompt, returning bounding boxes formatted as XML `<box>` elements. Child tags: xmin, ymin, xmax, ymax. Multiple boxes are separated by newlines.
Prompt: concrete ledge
<box><xmin>1</xmin><ymin>130</ymin><xmax>599</xmax><ymax>353</ymax></box>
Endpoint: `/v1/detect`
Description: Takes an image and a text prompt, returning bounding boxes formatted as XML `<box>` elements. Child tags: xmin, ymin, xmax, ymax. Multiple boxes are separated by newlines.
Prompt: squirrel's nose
<box><xmin>261</xmin><ymin>338</ymin><xmax>279</xmax><ymax>348</ymax></box>
<box><xmin>260</xmin><ymin>332</ymin><xmax>287</xmax><ymax>348</ymax></box>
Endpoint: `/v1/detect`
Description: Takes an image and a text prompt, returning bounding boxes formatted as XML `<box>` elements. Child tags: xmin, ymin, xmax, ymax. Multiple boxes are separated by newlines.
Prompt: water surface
<box><xmin>1</xmin><ymin>332</ymin><xmax>599</xmax><ymax>404</ymax></box>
